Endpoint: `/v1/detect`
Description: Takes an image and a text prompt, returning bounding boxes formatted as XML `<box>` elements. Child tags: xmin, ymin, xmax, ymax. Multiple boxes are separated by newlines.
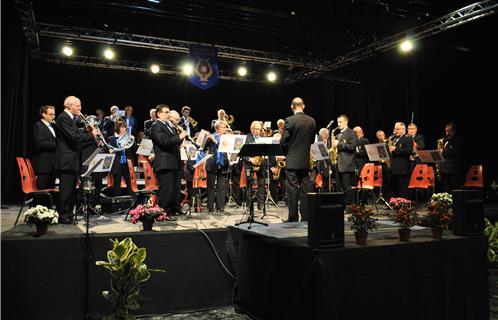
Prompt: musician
<box><xmin>95</xmin><ymin>109</ymin><xmax>106</xmax><ymax>133</ymax></box>
<box><xmin>107</xmin><ymin>121</ymin><xmax>133</xmax><ymax>196</ymax></box>
<box><xmin>104</xmin><ymin>105</ymin><xmax>120</xmax><ymax>137</ymax></box>
<box><xmin>280</xmin><ymin>97</ymin><xmax>316</xmax><ymax>222</ymax></box>
<box><xmin>277</xmin><ymin>119</ymin><xmax>285</xmax><ymax>135</ymax></box>
<box><xmin>441</xmin><ymin>122</ymin><xmax>464</xmax><ymax>192</ymax></box>
<box><xmin>332</xmin><ymin>115</ymin><xmax>357</xmax><ymax>204</ymax></box>
<box><xmin>151</xmin><ymin>106</ymin><xmax>187</xmax><ymax>220</ymax></box>
<box><xmin>315</xmin><ymin>128</ymin><xmax>332</xmax><ymax>192</ymax></box>
<box><xmin>407</xmin><ymin>123</ymin><xmax>425</xmax><ymax>168</ymax></box>
<box><xmin>353</xmin><ymin>126</ymin><xmax>370</xmax><ymax>176</ymax></box>
<box><xmin>376</xmin><ymin>130</ymin><xmax>386</xmax><ymax>143</ymax></box>
<box><xmin>124</xmin><ymin>105</ymin><xmax>136</xmax><ymax>136</ymax></box>
<box><xmin>179</xmin><ymin>106</ymin><xmax>198</xmax><ymax>137</ymax></box>
<box><xmin>211</xmin><ymin>109</ymin><xmax>229</xmax><ymax>129</ymax></box>
<box><xmin>144</xmin><ymin>108</ymin><xmax>157</xmax><ymax>138</ymax></box>
<box><xmin>33</xmin><ymin>105</ymin><xmax>57</xmax><ymax>189</ymax></box>
<box><xmin>205</xmin><ymin>120</ymin><xmax>230</xmax><ymax>212</ymax></box>
<box><xmin>388</xmin><ymin>122</ymin><xmax>413</xmax><ymax>198</ymax></box>
<box><xmin>244</xmin><ymin>121</ymin><xmax>267</xmax><ymax>210</ymax></box>
<box><xmin>376</xmin><ymin>129</ymin><xmax>391</xmax><ymax>198</ymax></box>
<box><xmin>55</xmin><ymin>96</ymin><xmax>99</xmax><ymax>224</ymax></box>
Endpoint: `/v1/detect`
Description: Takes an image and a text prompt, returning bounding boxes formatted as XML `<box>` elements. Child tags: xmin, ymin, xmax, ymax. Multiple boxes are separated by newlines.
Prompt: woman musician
<box><xmin>107</xmin><ymin>121</ymin><xmax>133</xmax><ymax>196</ymax></box>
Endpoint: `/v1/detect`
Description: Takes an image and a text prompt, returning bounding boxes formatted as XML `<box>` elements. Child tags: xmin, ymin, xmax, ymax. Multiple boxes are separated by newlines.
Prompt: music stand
<box><xmin>236</xmin><ymin>144</ymin><xmax>283</xmax><ymax>228</ymax></box>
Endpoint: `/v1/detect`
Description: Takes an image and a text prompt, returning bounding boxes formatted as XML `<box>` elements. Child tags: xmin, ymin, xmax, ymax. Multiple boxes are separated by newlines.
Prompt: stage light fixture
<box><xmin>62</xmin><ymin>45</ymin><xmax>73</xmax><ymax>57</ymax></box>
<box><xmin>237</xmin><ymin>66</ymin><xmax>247</xmax><ymax>77</ymax></box>
<box><xmin>182</xmin><ymin>63</ymin><xmax>194</xmax><ymax>76</ymax></box>
<box><xmin>150</xmin><ymin>64</ymin><xmax>160</xmax><ymax>74</ymax></box>
<box><xmin>267</xmin><ymin>71</ymin><xmax>277</xmax><ymax>82</ymax></box>
<box><xmin>400</xmin><ymin>40</ymin><xmax>414</xmax><ymax>53</ymax></box>
<box><xmin>103</xmin><ymin>48</ymin><xmax>115</xmax><ymax>60</ymax></box>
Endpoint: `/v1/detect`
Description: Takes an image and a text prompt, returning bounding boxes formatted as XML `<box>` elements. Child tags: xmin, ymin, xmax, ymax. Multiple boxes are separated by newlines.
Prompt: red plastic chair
<box><xmin>464</xmin><ymin>165</ymin><xmax>483</xmax><ymax>188</ymax></box>
<box><xmin>239</xmin><ymin>162</ymin><xmax>247</xmax><ymax>188</ymax></box>
<box><xmin>106</xmin><ymin>174</ymin><xmax>127</xmax><ymax>189</ymax></box>
<box><xmin>354</xmin><ymin>163</ymin><xmax>377</xmax><ymax>189</ymax></box>
<box><xmin>15</xmin><ymin>157</ymin><xmax>59</xmax><ymax>226</ymax></box>
<box><xmin>140</xmin><ymin>160</ymin><xmax>159</xmax><ymax>190</ymax></box>
<box><xmin>125</xmin><ymin>160</ymin><xmax>157</xmax><ymax>220</ymax></box>
<box><xmin>408</xmin><ymin>164</ymin><xmax>431</xmax><ymax>189</ymax></box>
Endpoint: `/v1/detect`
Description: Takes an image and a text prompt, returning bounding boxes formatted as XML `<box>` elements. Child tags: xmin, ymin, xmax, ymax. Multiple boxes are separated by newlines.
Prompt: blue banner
<box><xmin>188</xmin><ymin>45</ymin><xmax>219</xmax><ymax>90</ymax></box>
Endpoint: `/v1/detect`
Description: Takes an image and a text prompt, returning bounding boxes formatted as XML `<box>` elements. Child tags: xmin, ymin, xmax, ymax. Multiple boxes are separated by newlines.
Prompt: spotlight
<box><xmin>182</xmin><ymin>63</ymin><xmax>194</xmax><ymax>76</ymax></box>
<box><xmin>267</xmin><ymin>71</ymin><xmax>277</xmax><ymax>82</ymax></box>
<box><xmin>150</xmin><ymin>64</ymin><xmax>160</xmax><ymax>74</ymax></box>
<box><xmin>62</xmin><ymin>45</ymin><xmax>73</xmax><ymax>57</ymax></box>
<box><xmin>237</xmin><ymin>66</ymin><xmax>247</xmax><ymax>77</ymax></box>
<box><xmin>103</xmin><ymin>48</ymin><xmax>115</xmax><ymax>60</ymax></box>
<box><xmin>400</xmin><ymin>40</ymin><xmax>413</xmax><ymax>53</ymax></box>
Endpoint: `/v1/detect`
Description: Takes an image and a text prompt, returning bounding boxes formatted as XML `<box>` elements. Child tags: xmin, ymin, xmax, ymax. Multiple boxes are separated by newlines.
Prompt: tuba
<box><xmin>79</xmin><ymin>113</ymin><xmax>135</xmax><ymax>152</ymax></box>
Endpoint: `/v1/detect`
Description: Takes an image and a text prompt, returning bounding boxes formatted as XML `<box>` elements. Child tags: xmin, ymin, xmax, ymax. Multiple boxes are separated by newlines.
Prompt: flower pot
<box><xmin>354</xmin><ymin>232</ymin><xmax>368</xmax><ymax>245</ymax></box>
<box><xmin>397</xmin><ymin>228</ymin><xmax>411</xmax><ymax>242</ymax></box>
<box><xmin>430</xmin><ymin>226</ymin><xmax>443</xmax><ymax>239</ymax></box>
<box><xmin>142</xmin><ymin>219</ymin><xmax>154</xmax><ymax>231</ymax></box>
<box><xmin>35</xmin><ymin>222</ymin><xmax>49</xmax><ymax>236</ymax></box>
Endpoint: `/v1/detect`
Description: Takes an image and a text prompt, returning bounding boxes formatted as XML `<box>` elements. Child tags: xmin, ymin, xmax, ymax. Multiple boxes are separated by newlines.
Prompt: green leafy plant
<box><xmin>347</xmin><ymin>204</ymin><xmax>378</xmax><ymax>233</ymax></box>
<box><xmin>484</xmin><ymin>218</ymin><xmax>498</xmax><ymax>265</ymax></box>
<box><xmin>96</xmin><ymin>238</ymin><xmax>165</xmax><ymax>320</ymax></box>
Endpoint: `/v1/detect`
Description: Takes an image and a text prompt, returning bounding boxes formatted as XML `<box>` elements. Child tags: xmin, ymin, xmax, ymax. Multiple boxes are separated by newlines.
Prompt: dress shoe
<box><xmin>283</xmin><ymin>218</ymin><xmax>298</xmax><ymax>223</ymax></box>
<box><xmin>59</xmin><ymin>216</ymin><xmax>74</xmax><ymax>224</ymax></box>
<box><xmin>165</xmin><ymin>215</ymin><xmax>177</xmax><ymax>221</ymax></box>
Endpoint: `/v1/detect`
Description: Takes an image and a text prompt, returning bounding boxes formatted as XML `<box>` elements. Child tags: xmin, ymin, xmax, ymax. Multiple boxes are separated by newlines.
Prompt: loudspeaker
<box><xmin>308</xmin><ymin>192</ymin><xmax>345</xmax><ymax>248</ymax></box>
<box><xmin>101</xmin><ymin>195</ymin><xmax>134</xmax><ymax>214</ymax></box>
<box><xmin>452</xmin><ymin>189</ymin><xmax>484</xmax><ymax>236</ymax></box>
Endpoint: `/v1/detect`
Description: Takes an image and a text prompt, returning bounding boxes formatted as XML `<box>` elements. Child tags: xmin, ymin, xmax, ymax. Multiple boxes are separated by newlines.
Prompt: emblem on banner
<box><xmin>188</xmin><ymin>46</ymin><xmax>219</xmax><ymax>90</ymax></box>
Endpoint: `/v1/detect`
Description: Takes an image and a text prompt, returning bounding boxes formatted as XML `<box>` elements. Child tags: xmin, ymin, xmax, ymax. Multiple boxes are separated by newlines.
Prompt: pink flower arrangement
<box><xmin>129</xmin><ymin>204</ymin><xmax>167</xmax><ymax>224</ymax></box>
<box><xmin>389</xmin><ymin>197</ymin><xmax>412</xmax><ymax>211</ymax></box>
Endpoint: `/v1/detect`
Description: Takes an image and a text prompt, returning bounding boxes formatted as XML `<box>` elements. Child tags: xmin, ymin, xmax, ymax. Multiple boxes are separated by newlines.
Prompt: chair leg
<box><xmin>15</xmin><ymin>194</ymin><xmax>29</xmax><ymax>226</ymax></box>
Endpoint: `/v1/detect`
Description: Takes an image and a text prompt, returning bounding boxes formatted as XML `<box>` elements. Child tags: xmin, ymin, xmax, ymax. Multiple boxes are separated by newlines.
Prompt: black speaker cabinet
<box><xmin>308</xmin><ymin>192</ymin><xmax>345</xmax><ymax>248</ymax></box>
<box><xmin>101</xmin><ymin>195</ymin><xmax>134</xmax><ymax>214</ymax></box>
<box><xmin>452</xmin><ymin>189</ymin><xmax>484</xmax><ymax>236</ymax></box>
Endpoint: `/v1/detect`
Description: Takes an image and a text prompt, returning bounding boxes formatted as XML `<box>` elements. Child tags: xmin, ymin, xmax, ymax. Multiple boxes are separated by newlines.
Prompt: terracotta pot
<box><xmin>35</xmin><ymin>222</ymin><xmax>48</xmax><ymax>236</ymax></box>
<box><xmin>430</xmin><ymin>226</ymin><xmax>443</xmax><ymax>239</ymax></box>
<box><xmin>397</xmin><ymin>228</ymin><xmax>411</xmax><ymax>242</ymax></box>
<box><xmin>142</xmin><ymin>219</ymin><xmax>154</xmax><ymax>231</ymax></box>
<box><xmin>354</xmin><ymin>232</ymin><xmax>368</xmax><ymax>245</ymax></box>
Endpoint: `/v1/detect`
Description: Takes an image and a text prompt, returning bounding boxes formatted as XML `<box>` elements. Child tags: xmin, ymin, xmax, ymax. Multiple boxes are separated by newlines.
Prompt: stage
<box><xmin>1</xmin><ymin>203</ymin><xmax>492</xmax><ymax>319</ymax></box>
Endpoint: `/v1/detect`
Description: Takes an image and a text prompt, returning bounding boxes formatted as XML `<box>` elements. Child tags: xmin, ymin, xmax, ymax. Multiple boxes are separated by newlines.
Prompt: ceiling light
<box><xmin>267</xmin><ymin>71</ymin><xmax>277</xmax><ymax>82</ymax></box>
<box><xmin>400</xmin><ymin>40</ymin><xmax>413</xmax><ymax>53</ymax></box>
<box><xmin>150</xmin><ymin>64</ymin><xmax>160</xmax><ymax>74</ymax></box>
<box><xmin>237</xmin><ymin>66</ymin><xmax>247</xmax><ymax>77</ymax></box>
<box><xmin>103</xmin><ymin>48</ymin><xmax>115</xmax><ymax>60</ymax></box>
<box><xmin>62</xmin><ymin>45</ymin><xmax>73</xmax><ymax>57</ymax></box>
<box><xmin>182</xmin><ymin>63</ymin><xmax>194</xmax><ymax>76</ymax></box>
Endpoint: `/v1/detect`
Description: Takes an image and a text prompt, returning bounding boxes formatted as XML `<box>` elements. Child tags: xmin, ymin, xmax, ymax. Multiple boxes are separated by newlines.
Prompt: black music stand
<box><xmin>236</xmin><ymin>144</ymin><xmax>282</xmax><ymax>228</ymax></box>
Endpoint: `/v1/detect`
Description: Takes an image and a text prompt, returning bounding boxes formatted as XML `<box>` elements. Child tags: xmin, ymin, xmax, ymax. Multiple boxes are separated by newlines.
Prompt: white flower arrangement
<box><xmin>429</xmin><ymin>192</ymin><xmax>453</xmax><ymax>209</ymax></box>
<box><xmin>23</xmin><ymin>205</ymin><xmax>59</xmax><ymax>226</ymax></box>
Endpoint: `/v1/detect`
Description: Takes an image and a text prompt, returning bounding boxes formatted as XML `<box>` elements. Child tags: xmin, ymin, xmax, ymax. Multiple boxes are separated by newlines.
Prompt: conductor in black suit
<box><xmin>280</xmin><ymin>97</ymin><xmax>316</xmax><ymax>222</ymax></box>
<box><xmin>388</xmin><ymin>122</ymin><xmax>413</xmax><ymax>198</ymax></box>
<box><xmin>151</xmin><ymin>106</ymin><xmax>187</xmax><ymax>220</ymax></box>
<box><xmin>33</xmin><ymin>105</ymin><xmax>57</xmax><ymax>189</ymax></box>
<box><xmin>55</xmin><ymin>96</ymin><xmax>99</xmax><ymax>224</ymax></box>
<box><xmin>332</xmin><ymin>115</ymin><xmax>358</xmax><ymax>204</ymax></box>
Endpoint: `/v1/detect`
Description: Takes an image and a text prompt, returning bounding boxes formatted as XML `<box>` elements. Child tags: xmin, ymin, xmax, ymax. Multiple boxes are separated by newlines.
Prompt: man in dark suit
<box><xmin>243</xmin><ymin>121</ymin><xmax>267</xmax><ymax>210</ymax></box>
<box><xmin>389</xmin><ymin>122</ymin><xmax>413</xmax><ymax>198</ymax></box>
<box><xmin>143</xmin><ymin>108</ymin><xmax>157</xmax><ymax>138</ymax></box>
<box><xmin>55</xmin><ymin>96</ymin><xmax>98</xmax><ymax>224</ymax></box>
<box><xmin>280</xmin><ymin>97</ymin><xmax>316</xmax><ymax>222</ymax></box>
<box><xmin>151</xmin><ymin>106</ymin><xmax>187</xmax><ymax>220</ymax></box>
<box><xmin>33</xmin><ymin>105</ymin><xmax>57</xmax><ymax>189</ymax></box>
<box><xmin>441</xmin><ymin>122</ymin><xmax>464</xmax><ymax>192</ymax></box>
<box><xmin>179</xmin><ymin>106</ymin><xmax>199</xmax><ymax>138</ymax></box>
<box><xmin>103</xmin><ymin>105</ymin><xmax>120</xmax><ymax>137</ymax></box>
<box><xmin>353</xmin><ymin>126</ymin><xmax>370</xmax><ymax>177</ymax></box>
<box><xmin>333</xmin><ymin>115</ymin><xmax>357</xmax><ymax>204</ymax></box>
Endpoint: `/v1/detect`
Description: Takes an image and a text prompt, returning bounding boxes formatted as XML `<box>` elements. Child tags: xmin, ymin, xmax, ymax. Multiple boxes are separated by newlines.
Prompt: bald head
<box><xmin>169</xmin><ymin>110</ymin><xmax>180</xmax><ymax>124</ymax></box>
<box><xmin>63</xmin><ymin>96</ymin><xmax>82</xmax><ymax>116</ymax></box>
<box><xmin>353</xmin><ymin>126</ymin><xmax>364</xmax><ymax>138</ymax></box>
<box><xmin>291</xmin><ymin>97</ymin><xmax>304</xmax><ymax>111</ymax></box>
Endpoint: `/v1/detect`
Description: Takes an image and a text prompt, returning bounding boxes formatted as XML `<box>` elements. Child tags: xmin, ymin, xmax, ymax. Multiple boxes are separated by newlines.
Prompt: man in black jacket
<box><xmin>441</xmin><ymin>122</ymin><xmax>464</xmax><ymax>192</ymax></box>
<box><xmin>179</xmin><ymin>106</ymin><xmax>199</xmax><ymax>137</ymax></box>
<box><xmin>33</xmin><ymin>105</ymin><xmax>57</xmax><ymax>189</ymax></box>
<box><xmin>388</xmin><ymin>122</ymin><xmax>413</xmax><ymax>198</ymax></box>
<box><xmin>353</xmin><ymin>126</ymin><xmax>370</xmax><ymax>178</ymax></box>
<box><xmin>151</xmin><ymin>106</ymin><xmax>187</xmax><ymax>219</ymax></box>
<box><xmin>333</xmin><ymin>115</ymin><xmax>357</xmax><ymax>204</ymax></box>
<box><xmin>143</xmin><ymin>108</ymin><xmax>157</xmax><ymax>138</ymax></box>
<box><xmin>280</xmin><ymin>97</ymin><xmax>316</xmax><ymax>222</ymax></box>
<box><xmin>55</xmin><ymin>96</ymin><xmax>99</xmax><ymax>224</ymax></box>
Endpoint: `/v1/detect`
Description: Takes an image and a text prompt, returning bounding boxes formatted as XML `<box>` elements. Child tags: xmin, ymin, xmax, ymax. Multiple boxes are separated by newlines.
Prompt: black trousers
<box><xmin>36</xmin><ymin>170</ymin><xmax>57</xmax><ymax>190</ymax></box>
<box><xmin>186</xmin><ymin>180</ymin><xmax>194</xmax><ymax>206</ymax></box>
<box><xmin>156</xmin><ymin>169</ymin><xmax>178</xmax><ymax>214</ymax></box>
<box><xmin>285</xmin><ymin>169</ymin><xmax>309</xmax><ymax>222</ymax></box>
<box><xmin>207</xmin><ymin>171</ymin><xmax>227</xmax><ymax>210</ymax></box>
<box><xmin>443</xmin><ymin>172</ymin><xmax>461</xmax><ymax>193</ymax></box>
<box><xmin>391</xmin><ymin>173</ymin><xmax>409</xmax><ymax>199</ymax></box>
<box><xmin>112</xmin><ymin>163</ymin><xmax>132</xmax><ymax>196</ymax></box>
<box><xmin>231</xmin><ymin>171</ymin><xmax>242</xmax><ymax>205</ymax></box>
<box><xmin>57</xmin><ymin>170</ymin><xmax>78</xmax><ymax>220</ymax></box>
<box><xmin>337</xmin><ymin>171</ymin><xmax>353</xmax><ymax>204</ymax></box>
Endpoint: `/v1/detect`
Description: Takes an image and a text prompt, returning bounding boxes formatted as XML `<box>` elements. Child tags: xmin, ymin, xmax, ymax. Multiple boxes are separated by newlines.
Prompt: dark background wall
<box><xmin>2</xmin><ymin>1</ymin><xmax>497</xmax><ymax>202</ymax></box>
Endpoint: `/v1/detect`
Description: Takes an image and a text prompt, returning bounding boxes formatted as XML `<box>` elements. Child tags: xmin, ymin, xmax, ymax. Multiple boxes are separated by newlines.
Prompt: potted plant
<box><xmin>389</xmin><ymin>198</ymin><xmax>418</xmax><ymax>242</ymax></box>
<box><xmin>427</xmin><ymin>192</ymin><xmax>453</xmax><ymax>239</ymax></box>
<box><xmin>347</xmin><ymin>204</ymin><xmax>378</xmax><ymax>245</ymax></box>
<box><xmin>96</xmin><ymin>238</ymin><xmax>165</xmax><ymax>320</ymax></box>
<box><xmin>23</xmin><ymin>205</ymin><xmax>59</xmax><ymax>236</ymax></box>
<box><xmin>129</xmin><ymin>203</ymin><xmax>167</xmax><ymax>231</ymax></box>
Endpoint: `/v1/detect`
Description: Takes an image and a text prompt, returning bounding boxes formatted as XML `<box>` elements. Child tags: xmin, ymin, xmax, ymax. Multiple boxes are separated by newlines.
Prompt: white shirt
<box><xmin>42</xmin><ymin>119</ymin><xmax>56</xmax><ymax>138</ymax></box>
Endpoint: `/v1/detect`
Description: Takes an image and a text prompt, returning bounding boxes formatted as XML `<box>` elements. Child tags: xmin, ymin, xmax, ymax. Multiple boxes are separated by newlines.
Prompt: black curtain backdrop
<box><xmin>2</xmin><ymin>5</ymin><xmax>497</xmax><ymax>203</ymax></box>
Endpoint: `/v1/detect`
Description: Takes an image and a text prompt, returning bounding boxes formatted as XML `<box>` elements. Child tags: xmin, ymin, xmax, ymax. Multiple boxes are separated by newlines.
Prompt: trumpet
<box><xmin>170</xmin><ymin>121</ymin><xmax>200</xmax><ymax>148</ymax></box>
<box><xmin>188</xmin><ymin>116</ymin><xmax>198</xmax><ymax>128</ymax></box>
<box><xmin>224</xmin><ymin>114</ymin><xmax>235</xmax><ymax>124</ymax></box>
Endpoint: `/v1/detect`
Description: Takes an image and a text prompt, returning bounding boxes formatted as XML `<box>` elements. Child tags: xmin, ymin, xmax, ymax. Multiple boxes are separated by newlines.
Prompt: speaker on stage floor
<box><xmin>452</xmin><ymin>189</ymin><xmax>484</xmax><ymax>236</ymax></box>
<box><xmin>101</xmin><ymin>195</ymin><xmax>134</xmax><ymax>214</ymax></box>
<box><xmin>308</xmin><ymin>192</ymin><xmax>345</xmax><ymax>248</ymax></box>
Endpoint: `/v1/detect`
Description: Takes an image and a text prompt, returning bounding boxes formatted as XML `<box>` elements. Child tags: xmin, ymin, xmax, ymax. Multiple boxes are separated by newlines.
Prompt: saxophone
<box><xmin>252</xmin><ymin>156</ymin><xmax>263</xmax><ymax>172</ymax></box>
<box><xmin>384</xmin><ymin>133</ymin><xmax>396</xmax><ymax>169</ymax></box>
<box><xmin>273</xmin><ymin>160</ymin><xmax>286</xmax><ymax>180</ymax></box>
<box><xmin>329</xmin><ymin>127</ymin><xmax>339</xmax><ymax>165</ymax></box>
<box><xmin>435</xmin><ymin>138</ymin><xmax>445</xmax><ymax>182</ymax></box>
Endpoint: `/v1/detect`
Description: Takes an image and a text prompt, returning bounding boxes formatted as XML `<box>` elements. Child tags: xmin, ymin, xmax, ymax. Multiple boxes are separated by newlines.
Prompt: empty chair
<box><xmin>464</xmin><ymin>165</ymin><xmax>483</xmax><ymax>188</ymax></box>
